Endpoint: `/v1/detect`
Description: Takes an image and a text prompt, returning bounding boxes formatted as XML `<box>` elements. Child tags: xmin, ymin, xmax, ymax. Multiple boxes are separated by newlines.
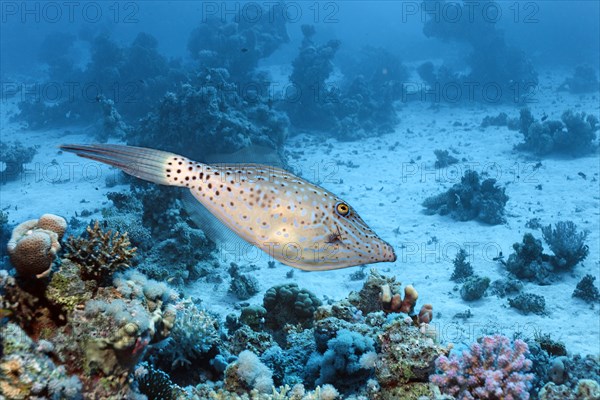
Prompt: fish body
<box><xmin>60</xmin><ymin>144</ymin><xmax>396</xmax><ymax>271</ymax></box>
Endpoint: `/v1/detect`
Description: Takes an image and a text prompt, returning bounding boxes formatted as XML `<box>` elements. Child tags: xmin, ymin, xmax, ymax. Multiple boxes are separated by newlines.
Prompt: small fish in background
<box><xmin>541</xmin><ymin>113</ymin><xmax>548</xmax><ymax>121</ymax></box>
<box><xmin>60</xmin><ymin>144</ymin><xmax>396</xmax><ymax>271</ymax></box>
<box><xmin>493</xmin><ymin>251</ymin><xmax>505</xmax><ymax>265</ymax></box>
<box><xmin>578</xmin><ymin>172</ymin><xmax>587</xmax><ymax>180</ymax></box>
<box><xmin>240</xmin><ymin>47</ymin><xmax>249</xmax><ymax>53</ymax></box>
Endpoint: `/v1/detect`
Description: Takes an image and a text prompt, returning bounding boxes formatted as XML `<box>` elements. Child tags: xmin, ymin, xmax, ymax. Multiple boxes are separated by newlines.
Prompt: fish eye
<box><xmin>335</xmin><ymin>202</ymin><xmax>350</xmax><ymax>217</ymax></box>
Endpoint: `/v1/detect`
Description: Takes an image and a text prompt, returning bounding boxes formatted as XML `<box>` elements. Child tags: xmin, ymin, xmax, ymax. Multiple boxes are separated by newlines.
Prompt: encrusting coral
<box><xmin>7</xmin><ymin>213</ymin><xmax>67</xmax><ymax>278</ymax></box>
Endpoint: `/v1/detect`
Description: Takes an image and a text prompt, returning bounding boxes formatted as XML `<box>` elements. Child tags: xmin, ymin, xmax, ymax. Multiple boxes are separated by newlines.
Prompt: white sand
<box><xmin>1</xmin><ymin>68</ymin><xmax>598</xmax><ymax>356</ymax></box>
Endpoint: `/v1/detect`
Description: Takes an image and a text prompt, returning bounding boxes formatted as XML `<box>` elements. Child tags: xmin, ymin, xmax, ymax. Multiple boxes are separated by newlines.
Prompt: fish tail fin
<box><xmin>60</xmin><ymin>144</ymin><xmax>193</xmax><ymax>187</ymax></box>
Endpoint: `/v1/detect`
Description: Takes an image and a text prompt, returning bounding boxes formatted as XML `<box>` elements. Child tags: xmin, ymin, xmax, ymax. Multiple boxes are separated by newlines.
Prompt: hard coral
<box><xmin>0</xmin><ymin>141</ymin><xmax>37</xmax><ymax>183</ymax></box>
<box><xmin>450</xmin><ymin>248</ymin><xmax>474</xmax><ymax>283</ymax></box>
<box><xmin>7</xmin><ymin>214</ymin><xmax>66</xmax><ymax>278</ymax></box>
<box><xmin>541</xmin><ymin>221</ymin><xmax>589</xmax><ymax>271</ymax></box>
<box><xmin>377</xmin><ymin>319</ymin><xmax>450</xmax><ymax>396</ymax></box>
<box><xmin>431</xmin><ymin>334</ymin><xmax>534</xmax><ymax>400</ymax></box>
<box><xmin>263</xmin><ymin>283</ymin><xmax>322</xmax><ymax>331</ymax></box>
<box><xmin>572</xmin><ymin>274</ymin><xmax>600</xmax><ymax>303</ymax></box>
<box><xmin>65</xmin><ymin>220</ymin><xmax>136</xmax><ymax>285</ymax></box>
<box><xmin>348</xmin><ymin>269</ymin><xmax>402</xmax><ymax>315</ymax></box>
<box><xmin>505</xmin><ymin>233</ymin><xmax>553</xmax><ymax>285</ymax></box>
<box><xmin>422</xmin><ymin>170</ymin><xmax>508</xmax><ymax>225</ymax></box>
<box><xmin>508</xmin><ymin>293</ymin><xmax>546</xmax><ymax>315</ymax></box>
<box><xmin>517</xmin><ymin>108</ymin><xmax>598</xmax><ymax>156</ymax></box>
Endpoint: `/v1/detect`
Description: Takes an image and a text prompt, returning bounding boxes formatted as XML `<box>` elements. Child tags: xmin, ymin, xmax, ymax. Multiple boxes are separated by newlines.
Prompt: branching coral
<box><xmin>431</xmin><ymin>335</ymin><xmax>534</xmax><ymax>399</ymax></box>
<box><xmin>422</xmin><ymin>170</ymin><xmax>508</xmax><ymax>225</ymax></box>
<box><xmin>541</xmin><ymin>221</ymin><xmax>589</xmax><ymax>271</ymax></box>
<box><xmin>64</xmin><ymin>220</ymin><xmax>136</xmax><ymax>285</ymax></box>
<box><xmin>450</xmin><ymin>249</ymin><xmax>473</xmax><ymax>283</ymax></box>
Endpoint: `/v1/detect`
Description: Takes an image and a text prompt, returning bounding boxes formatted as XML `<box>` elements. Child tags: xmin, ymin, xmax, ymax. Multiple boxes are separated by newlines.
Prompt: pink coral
<box><xmin>431</xmin><ymin>334</ymin><xmax>534</xmax><ymax>400</ymax></box>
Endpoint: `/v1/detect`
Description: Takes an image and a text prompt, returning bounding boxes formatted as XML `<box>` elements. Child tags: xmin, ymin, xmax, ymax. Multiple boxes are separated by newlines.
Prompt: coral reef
<box><xmin>0</xmin><ymin>323</ymin><xmax>82</xmax><ymax>400</ymax></box>
<box><xmin>572</xmin><ymin>274</ymin><xmax>600</xmax><ymax>303</ymax></box>
<box><xmin>0</xmin><ymin>141</ymin><xmax>37</xmax><ymax>184</ymax></box>
<box><xmin>129</xmin><ymin>68</ymin><xmax>289</xmax><ymax>163</ymax></box>
<box><xmin>489</xmin><ymin>278</ymin><xmax>523</xmax><ymax>298</ymax></box>
<box><xmin>64</xmin><ymin>220</ymin><xmax>137</xmax><ymax>285</ymax></box>
<box><xmin>13</xmin><ymin>32</ymin><xmax>184</xmax><ymax>129</ymax></box>
<box><xmin>481</xmin><ymin>112</ymin><xmax>510</xmax><ymax>128</ymax></box>
<box><xmin>431</xmin><ymin>335</ymin><xmax>534</xmax><ymax>399</ymax></box>
<box><xmin>153</xmin><ymin>298</ymin><xmax>221</xmax><ymax>382</ymax></box>
<box><xmin>422</xmin><ymin>170</ymin><xmax>509</xmax><ymax>225</ymax></box>
<box><xmin>286</xmin><ymin>28</ymin><xmax>405</xmax><ymax>139</ymax></box>
<box><xmin>516</xmin><ymin>108</ymin><xmax>598</xmax><ymax>156</ymax></box>
<box><xmin>285</xmin><ymin>25</ymin><xmax>341</xmax><ymax>133</ymax></box>
<box><xmin>541</xmin><ymin>221</ymin><xmax>589</xmax><ymax>271</ymax></box>
<box><xmin>187</xmin><ymin>6</ymin><xmax>289</xmax><ymax>80</ymax></box>
<box><xmin>104</xmin><ymin>186</ymin><xmax>219</xmax><ymax>287</ymax></box>
<box><xmin>558</xmin><ymin>65</ymin><xmax>600</xmax><ymax>93</ymax></box>
<box><xmin>7</xmin><ymin>214</ymin><xmax>66</xmax><ymax>278</ymax></box>
<box><xmin>508</xmin><ymin>293</ymin><xmax>546</xmax><ymax>315</ymax></box>
<box><xmin>420</xmin><ymin>0</ymin><xmax>537</xmax><ymax>103</ymax></box>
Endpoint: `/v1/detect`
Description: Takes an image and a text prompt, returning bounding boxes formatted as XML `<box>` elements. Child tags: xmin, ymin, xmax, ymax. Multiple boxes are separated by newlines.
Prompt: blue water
<box><xmin>1</xmin><ymin>2</ymin><xmax>599</xmax><ymax>399</ymax></box>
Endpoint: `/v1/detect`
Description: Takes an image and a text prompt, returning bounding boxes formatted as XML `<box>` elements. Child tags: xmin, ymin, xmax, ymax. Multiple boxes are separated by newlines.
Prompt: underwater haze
<box><xmin>1</xmin><ymin>1</ymin><xmax>599</xmax><ymax>399</ymax></box>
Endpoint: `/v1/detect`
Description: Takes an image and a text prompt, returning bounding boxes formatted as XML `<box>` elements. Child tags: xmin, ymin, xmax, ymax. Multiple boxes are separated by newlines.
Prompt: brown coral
<box><xmin>64</xmin><ymin>221</ymin><xmax>136</xmax><ymax>285</ymax></box>
<box><xmin>7</xmin><ymin>214</ymin><xmax>66</xmax><ymax>278</ymax></box>
<box><xmin>37</xmin><ymin>213</ymin><xmax>67</xmax><ymax>239</ymax></box>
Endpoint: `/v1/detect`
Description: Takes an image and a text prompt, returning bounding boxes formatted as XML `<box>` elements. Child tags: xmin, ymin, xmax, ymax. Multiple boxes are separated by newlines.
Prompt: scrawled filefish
<box><xmin>60</xmin><ymin>144</ymin><xmax>396</xmax><ymax>271</ymax></box>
